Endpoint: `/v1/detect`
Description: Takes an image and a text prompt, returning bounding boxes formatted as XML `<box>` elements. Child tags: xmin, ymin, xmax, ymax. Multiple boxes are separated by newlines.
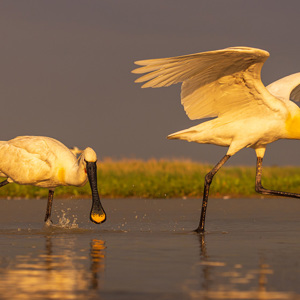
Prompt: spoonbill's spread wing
<box><xmin>133</xmin><ymin>47</ymin><xmax>287</xmax><ymax>120</ymax></box>
<box><xmin>291</xmin><ymin>84</ymin><xmax>300</xmax><ymax>102</ymax></box>
<box><xmin>266</xmin><ymin>72</ymin><xmax>300</xmax><ymax>102</ymax></box>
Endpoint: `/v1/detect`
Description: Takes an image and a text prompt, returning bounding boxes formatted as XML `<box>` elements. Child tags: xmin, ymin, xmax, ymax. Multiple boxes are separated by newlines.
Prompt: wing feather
<box><xmin>133</xmin><ymin>47</ymin><xmax>287</xmax><ymax>120</ymax></box>
<box><xmin>291</xmin><ymin>84</ymin><xmax>300</xmax><ymax>102</ymax></box>
<box><xmin>266</xmin><ymin>73</ymin><xmax>300</xmax><ymax>102</ymax></box>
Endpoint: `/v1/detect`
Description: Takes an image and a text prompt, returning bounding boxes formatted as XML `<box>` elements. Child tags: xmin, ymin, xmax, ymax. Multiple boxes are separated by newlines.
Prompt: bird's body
<box><xmin>0</xmin><ymin>136</ymin><xmax>86</xmax><ymax>188</ymax></box>
<box><xmin>168</xmin><ymin>109</ymin><xmax>288</xmax><ymax>154</ymax></box>
<box><xmin>0</xmin><ymin>136</ymin><xmax>106</xmax><ymax>224</ymax></box>
<box><xmin>133</xmin><ymin>46</ymin><xmax>300</xmax><ymax>232</ymax></box>
<box><xmin>169</xmin><ymin>75</ymin><xmax>300</xmax><ymax>157</ymax></box>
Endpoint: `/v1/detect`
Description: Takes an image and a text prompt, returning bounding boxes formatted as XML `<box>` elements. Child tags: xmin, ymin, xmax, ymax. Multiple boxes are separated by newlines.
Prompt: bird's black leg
<box><xmin>44</xmin><ymin>189</ymin><xmax>55</xmax><ymax>223</ymax></box>
<box><xmin>195</xmin><ymin>154</ymin><xmax>231</xmax><ymax>233</ymax></box>
<box><xmin>255</xmin><ymin>157</ymin><xmax>300</xmax><ymax>198</ymax></box>
<box><xmin>0</xmin><ymin>179</ymin><xmax>9</xmax><ymax>188</ymax></box>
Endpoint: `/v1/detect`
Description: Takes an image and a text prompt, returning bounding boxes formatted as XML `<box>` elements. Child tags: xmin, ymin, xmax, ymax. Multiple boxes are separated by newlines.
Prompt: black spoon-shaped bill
<box><xmin>86</xmin><ymin>161</ymin><xmax>106</xmax><ymax>224</ymax></box>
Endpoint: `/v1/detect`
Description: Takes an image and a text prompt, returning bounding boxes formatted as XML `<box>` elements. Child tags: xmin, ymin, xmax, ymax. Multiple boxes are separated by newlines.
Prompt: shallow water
<box><xmin>0</xmin><ymin>197</ymin><xmax>300</xmax><ymax>300</ymax></box>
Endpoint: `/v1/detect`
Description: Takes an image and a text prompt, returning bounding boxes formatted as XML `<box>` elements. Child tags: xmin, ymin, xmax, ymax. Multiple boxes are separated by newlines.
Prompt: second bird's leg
<box><xmin>255</xmin><ymin>157</ymin><xmax>300</xmax><ymax>198</ymax></box>
<box><xmin>44</xmin><ymin>189</ymin><xmax>55</xmax><ymax>223</ymax></box>
<box><xmin>195</xmin><ymin>154</ymin><xmax>231</xmax><ymax>233</ymax></box>
<box><xmin>0</xmin><ymin>179</ymin><xmax>9</xmax><ymax>188</ymax></box>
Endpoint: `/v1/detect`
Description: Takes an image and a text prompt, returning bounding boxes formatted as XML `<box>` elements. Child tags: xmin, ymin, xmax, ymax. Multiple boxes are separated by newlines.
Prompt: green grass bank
<box><xmin>1</xmin><ymin>158</ymin><xmax>300</xmax><ymax>199</ymax></box>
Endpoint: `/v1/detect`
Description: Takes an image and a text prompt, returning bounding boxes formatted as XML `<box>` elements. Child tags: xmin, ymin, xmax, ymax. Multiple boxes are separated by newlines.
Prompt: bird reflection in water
<box><xmin>90</xmin><ymin>239</ymin><xmax>106</xmax><ymax>289</ymax></box>
<box><xmin>185</xmin><ymin>234</ymin><xmax>296</xmax><ymax>300</ymax></box>
<box><xmin>0</xmin><ymin>236</ymin><xmax>106</xmax><ymax>299</ymax></box>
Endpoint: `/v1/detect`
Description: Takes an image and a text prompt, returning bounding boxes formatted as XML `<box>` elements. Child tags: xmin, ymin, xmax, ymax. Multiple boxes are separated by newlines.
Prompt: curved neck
<box><xmin>66</xmin><ymin>155</ymin><xmax>88</xmax><ymax>187</ymax></box>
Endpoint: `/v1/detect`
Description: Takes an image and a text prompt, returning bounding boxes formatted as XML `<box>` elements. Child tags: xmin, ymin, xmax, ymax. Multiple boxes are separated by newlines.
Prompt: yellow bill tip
<box><xmin>91</xmin><ymin>212</ymin><xmax>106</xmax><ymax>224</ymax></box>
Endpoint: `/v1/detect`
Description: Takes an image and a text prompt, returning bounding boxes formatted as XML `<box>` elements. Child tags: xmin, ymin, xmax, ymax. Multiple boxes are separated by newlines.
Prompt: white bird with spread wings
<box><xmin>132</xmin><ymin>46</ymin><xmax>300</xmax><ymax>232</ymax></box>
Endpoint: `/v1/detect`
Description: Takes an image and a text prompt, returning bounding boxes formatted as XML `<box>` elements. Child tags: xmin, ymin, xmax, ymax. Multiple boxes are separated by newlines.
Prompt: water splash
<box><xmin>56</xmin><ymin>210</ymin><xmax>79</xmax><ymax>229</ymax></box>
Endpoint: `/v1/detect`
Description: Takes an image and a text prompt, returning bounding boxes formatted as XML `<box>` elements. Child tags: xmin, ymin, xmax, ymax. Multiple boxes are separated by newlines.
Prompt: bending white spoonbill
<box><xmin>0</xmin><ymin>136</ymin><xmax>106</xmax><ymax>224</ymax></box>
<box><xmin>132</xmin><ymin>46</ymin><xmax>300</xmax><ymax>232</ymax></box>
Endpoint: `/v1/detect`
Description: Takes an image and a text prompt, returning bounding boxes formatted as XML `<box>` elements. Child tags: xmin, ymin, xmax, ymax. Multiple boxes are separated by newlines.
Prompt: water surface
<box><xmin>0</xmin><ymin>197</ymin><xmax>299</xmax><ymax>299</ymax></box>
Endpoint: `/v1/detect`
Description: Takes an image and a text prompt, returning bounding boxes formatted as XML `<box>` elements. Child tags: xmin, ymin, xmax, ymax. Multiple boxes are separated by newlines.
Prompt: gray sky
<box><xmin>0</xmin><ymin>0</ymin><xmax>300</xmax><ymax>166</ymax></box>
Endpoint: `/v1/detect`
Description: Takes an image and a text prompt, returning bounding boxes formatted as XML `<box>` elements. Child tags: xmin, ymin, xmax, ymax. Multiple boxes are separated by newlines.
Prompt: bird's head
<box><xmin>83</xmin><ymin>147</ymin><xmax>97</xmax><ymax>163</ymax></box>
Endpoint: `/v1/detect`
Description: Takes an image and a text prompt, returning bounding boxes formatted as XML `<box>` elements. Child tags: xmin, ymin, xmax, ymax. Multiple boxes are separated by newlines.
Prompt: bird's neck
<box><xmin>77</xmin><ymin>156</ymin><xmax>89</xmax><ymax>186</ymax></box>
<box><xmin>66</xmin><ymin>156</ymin><xmax>88</xmax><ymax>187</ymax></box>
<box><xmin>285</xmin><ymin>111</ymin><xmax>300</xmax><ymax>139</ymax></box>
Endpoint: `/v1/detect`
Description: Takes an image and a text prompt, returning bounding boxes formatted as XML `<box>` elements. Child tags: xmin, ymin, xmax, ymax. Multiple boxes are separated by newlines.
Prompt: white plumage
<box><xmin>133</xmin><ymin>46</ymin><xmax>300</xmax><ymax>232</ymax></box>
<box><xmin>0</xmin><ymin>136</ymin><xmax>106</xmax><ymax>224</ymax></box>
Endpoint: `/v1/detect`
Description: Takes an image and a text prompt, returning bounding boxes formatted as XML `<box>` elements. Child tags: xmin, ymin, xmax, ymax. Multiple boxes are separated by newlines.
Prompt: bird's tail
<box><xmin>167</xmin><ymin>129</ymin><xmax>199</xmax><ymax>142</ymax></box>
<box><xmin>167</xmin><ymin>120</ymin><xmax>218</xmax><ymax>143</ymax></box>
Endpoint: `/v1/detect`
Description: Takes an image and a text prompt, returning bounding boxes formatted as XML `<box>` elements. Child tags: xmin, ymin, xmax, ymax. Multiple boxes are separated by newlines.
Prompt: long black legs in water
<box><xmin>195</xmin><ymin>154</ymin><xmax>231</xmax><ymax>233</ymax></box>
<box><xmin>255</xmin><ymin>157</ymin><xmax>300</xmax><ymax>198</ymax></box>
<box><xmin>1</xmin><ymin>181</ymin><xmax>56</xmax><ymax>223</ymax></box>
<box><xmin>0</xmin><ymin>179</ymin><xmax>9</xmax><ymax>188</ymax></box>
<box><xmin>0</xmin><ymin>182</ymin><xmax>55</xmax><ymax>224</ymax></box>
<box><xmin>195</xmin><ymin>156</ymin><xmax>300</xmax><ymax>234</ymax></box>
<box><xmin>44</xmin><ymin>190</ymin><xmax>55</xmax><ymax>223</ymax></box>
<box><xmin>0</xmin><ymin>180</ymin><xmax>56</xmax><ymax>224</ymax></box>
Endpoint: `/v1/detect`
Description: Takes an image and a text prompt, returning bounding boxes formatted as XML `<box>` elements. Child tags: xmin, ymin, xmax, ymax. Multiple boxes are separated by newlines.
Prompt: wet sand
<box><xmin>0</xmin><ymin>197</ymin><xmax>300</xmax><ymax>299</ymax></box>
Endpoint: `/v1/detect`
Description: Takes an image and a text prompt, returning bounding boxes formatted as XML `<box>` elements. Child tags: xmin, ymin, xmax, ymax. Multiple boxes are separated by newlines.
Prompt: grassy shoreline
<box><xmin>1</xmin><ymin>158</ymin><xmax>300</xmax><ymax>199</ymax></box>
